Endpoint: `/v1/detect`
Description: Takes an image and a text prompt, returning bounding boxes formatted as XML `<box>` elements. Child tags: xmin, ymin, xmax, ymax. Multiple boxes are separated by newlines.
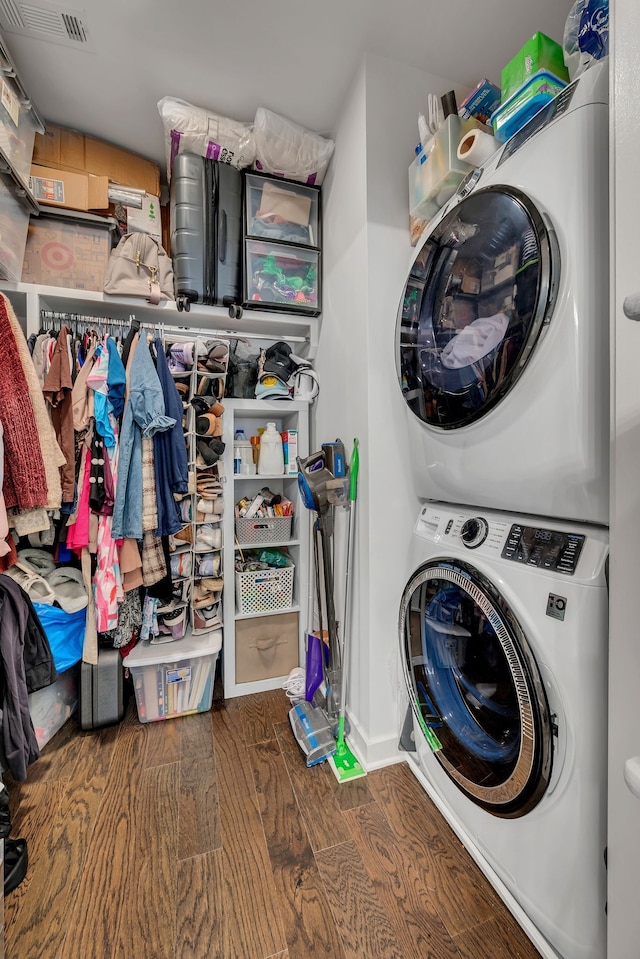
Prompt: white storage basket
<box><xmin>235</xmin><ymin>515</ymin><xmax>293</xmax><ymax>545</ymax></box>
<box><xmin>235</xmin><ymin>560</ymin><xmax>295</xmax><ymax>614</ymax></box>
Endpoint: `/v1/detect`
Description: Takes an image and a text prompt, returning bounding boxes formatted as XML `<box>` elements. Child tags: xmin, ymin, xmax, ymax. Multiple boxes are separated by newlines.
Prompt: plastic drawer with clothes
<box><xmin>243</xmin><ymin>240</ymin><xmax>320</xmax><ymax>315</ymax></box>
<box><xmin>244</xmin><ymin>171</ymin><xmax>320</xmax><ymax>248</ymax></box>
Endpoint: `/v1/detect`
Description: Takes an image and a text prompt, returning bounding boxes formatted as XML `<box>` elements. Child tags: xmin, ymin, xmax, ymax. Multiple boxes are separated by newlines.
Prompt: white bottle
<box><xmin>233</xmin><ymin>429</ymin><xmax>254</xmax><ymax>474</ymax></box>
<box><xmin>258</xmin><ymin>422</ymin><xmax>284</xmax><ymax>475</ymax></box>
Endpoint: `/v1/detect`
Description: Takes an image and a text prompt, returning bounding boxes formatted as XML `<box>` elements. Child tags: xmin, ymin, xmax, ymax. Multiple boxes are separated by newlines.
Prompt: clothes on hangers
<box><xmin>112</xmin><ymin>333</ymin><xmax>175</xmax><ymax>542</ymax></box>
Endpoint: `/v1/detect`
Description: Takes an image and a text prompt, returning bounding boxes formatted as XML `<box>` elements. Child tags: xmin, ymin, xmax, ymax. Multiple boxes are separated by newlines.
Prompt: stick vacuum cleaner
<box><xmin>288</xmin><ymin>444</ymin><xmax>345</xmax><ymax>766</ymax></box>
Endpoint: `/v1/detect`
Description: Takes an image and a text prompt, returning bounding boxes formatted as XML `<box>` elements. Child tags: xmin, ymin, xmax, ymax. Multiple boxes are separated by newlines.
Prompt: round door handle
<box><xmin>624</xmin><ymin>756</ymin><xmax>640</xmax><ymax>799</ymax></box>
<box><xmin>623</xmin><ymin>293</ymin><xmax>640</xmax><ymax>321</ymax></box>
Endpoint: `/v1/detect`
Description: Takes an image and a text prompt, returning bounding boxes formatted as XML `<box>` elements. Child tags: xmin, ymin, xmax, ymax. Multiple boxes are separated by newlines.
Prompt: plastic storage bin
<box><xmin>500</xmin><ymin>32</ymin><xmax>569</xmax><ymax>102</ymax></box>
<box><xmin>244</xmin><ymin>172</ymin><xmax>320</xmax><ymax>248</ymax></box>
<box><xmin>490</xmin><ymin>71</ymin><xmax>567</xmax><ymax>143</ymax></box>
<box><xmin>0</xmin><ymin>175</ymin><xmax>31</xmax><ymax>281</ymax></box>
<box><xmin>408</xmin><ymin>115</ymin><xmax>491</xmax><ymax>222</ymax></box>
<box><xmin>0</xmin><ymin>68</ymin><xmax>40</xmax><ymax>185</ymax></box>
<box><xmin>235</xmin><ymin>611</ymin><xmax>299</xmax><ymax>683</ymax></box>
<box><xmin>244</xmin><ymin>240</ymin><xmax>320</xmax><ymax>315</ymax></box>
<box><xmin>235</xmin><ymin>515</ymin><xmax>293</xmax><ymax>545</ymax></box>
<box><xmin>124</xmin><ymin>629</ymin><xmax>222</xmax><ymax>723</ymax></box>
<box><xmin>21</xmin><ymin>209</ymin><xmax>118</xmax><ymax>290</ymax></box>
<box><xmin>236</xmin><ymin>559</ymin><xmax>295</xmax><ymax>615</ymax></box>
<box><xmin>28</xmin><ymin>663</ymin><xmax>80</xmax><ymax>750</ymax></box>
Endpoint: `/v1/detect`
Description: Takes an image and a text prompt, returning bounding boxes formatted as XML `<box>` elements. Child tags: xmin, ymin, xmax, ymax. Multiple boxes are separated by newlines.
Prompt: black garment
<box><xmin>0</xmin><ymin>575</ymin><xmax>57</xmax><ymax>781</ymax></box>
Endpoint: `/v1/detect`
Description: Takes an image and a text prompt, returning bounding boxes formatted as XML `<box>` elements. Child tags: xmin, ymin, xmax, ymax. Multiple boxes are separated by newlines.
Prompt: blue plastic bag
<box><xmin>564</xmin><ymin>0</ymin><xmax>608</xmax><ymax>78</ymax></box>
<box><xmin>33</xmin><ymin>603</ymin><xmax>85</xmax><ymax>673</ymax></box>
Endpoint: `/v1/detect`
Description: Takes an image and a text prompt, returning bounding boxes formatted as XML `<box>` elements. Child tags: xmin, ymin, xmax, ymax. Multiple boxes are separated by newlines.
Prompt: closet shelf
<box><xmin>235</xmin><ymin>604</ymin><xmax>301</xmax><ymax>622</ymax></box>
<box><xmin>235</xmin><ymin>539</ymin><xmax>300</xmax><ymax>550</ymax></box>
<box><xmin>0</xmin><ymin>281</ymin><xmax>320</xmax><ymax>358</ymax></box>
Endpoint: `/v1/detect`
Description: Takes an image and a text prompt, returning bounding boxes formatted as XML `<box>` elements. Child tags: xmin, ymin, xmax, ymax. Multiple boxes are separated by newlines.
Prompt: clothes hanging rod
<box><xmin>38</xmin><ymin>310</ymin><xmax>308</xmax><ymax>344</ymax></box>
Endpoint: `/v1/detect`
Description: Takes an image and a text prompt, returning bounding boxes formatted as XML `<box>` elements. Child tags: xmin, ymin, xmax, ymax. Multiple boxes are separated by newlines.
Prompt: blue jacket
<box><xmin>153</xmin><ymin>337</ymin><xmax>189</xmax><ymax>537</ymax></box>
<box><xmin>112</xmin><ymin>334</ymin><xmax>175</xmax><ymax>541</ymax></box>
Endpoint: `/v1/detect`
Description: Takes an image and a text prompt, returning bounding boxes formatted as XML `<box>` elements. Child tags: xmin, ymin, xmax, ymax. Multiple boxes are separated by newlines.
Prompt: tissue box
<box><xmin>501</xmin><ymin>32</ymin><xmax>569</xmax><ymax>102</ymax></box>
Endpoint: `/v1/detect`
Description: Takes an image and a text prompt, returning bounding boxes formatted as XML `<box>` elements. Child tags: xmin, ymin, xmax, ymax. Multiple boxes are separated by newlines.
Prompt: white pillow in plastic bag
<box><xmin>253</xmin><ymin>108</ymin><xmax>335</xmax><ymax>186</ymax></box>
<box><xmin>158</xmin><ymin>97</ymin><xmax>256</xmax><ymax>179</ymax></box>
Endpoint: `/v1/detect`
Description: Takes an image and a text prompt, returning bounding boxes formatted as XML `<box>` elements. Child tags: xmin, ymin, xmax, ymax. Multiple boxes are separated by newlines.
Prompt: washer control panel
<box><xmin>460</xmin><ymin>516</ymin><xmax>489</xmax><ymax>549</ymax></box>
<box><xmin>501</xmin><ymin>524</ymin><xmax>585</xmax><ymax>575</ymax></box>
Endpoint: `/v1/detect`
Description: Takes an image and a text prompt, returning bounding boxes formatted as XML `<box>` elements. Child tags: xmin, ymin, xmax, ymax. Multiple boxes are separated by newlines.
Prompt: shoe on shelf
<box><xmin>192</xmin><ymin>604</ymin><xmax>222</xmax><ymax>632</ymax></box>
<box><xmin>194</xmin><ymin>525</ymin><xmax>222</xmax><ymax>551</ymax></box>
<box><xmin>197</xmin><ymin>552</ymin><xmax>221</xmax><ymax>577</ymax></box>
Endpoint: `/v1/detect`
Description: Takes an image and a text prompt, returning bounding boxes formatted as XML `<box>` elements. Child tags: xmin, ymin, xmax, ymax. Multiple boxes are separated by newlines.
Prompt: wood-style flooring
<box><xmin>3</xmin><ymin>685</ymin><xmax>543</xmax><ymax>959</ymax></box>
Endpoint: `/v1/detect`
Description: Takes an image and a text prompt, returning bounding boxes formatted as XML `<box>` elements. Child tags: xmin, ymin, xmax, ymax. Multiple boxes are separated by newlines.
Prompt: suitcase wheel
<box><xmin>177</xmin><ymin>295</ymin><xmax>191</xmax><ymax>313</ymax></box>
<box><xmin>228</xmin><ymin>304</ymin><xmax>243</xmax><ymax>320</ymax></box>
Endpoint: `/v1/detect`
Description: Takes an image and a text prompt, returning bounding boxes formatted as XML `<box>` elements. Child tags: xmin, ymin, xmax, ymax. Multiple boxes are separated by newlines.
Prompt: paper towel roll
<box><xmin>457</xmin><ymin>129</ymin><xmax>497</xmax><ymax>167</ymax></box>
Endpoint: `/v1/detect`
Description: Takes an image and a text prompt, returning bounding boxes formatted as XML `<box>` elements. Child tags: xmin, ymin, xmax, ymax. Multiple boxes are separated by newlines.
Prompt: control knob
<box><xmin>460</xmin><ymin>516</ymin><xmax>489</xmax><ymax>549</ymax></box>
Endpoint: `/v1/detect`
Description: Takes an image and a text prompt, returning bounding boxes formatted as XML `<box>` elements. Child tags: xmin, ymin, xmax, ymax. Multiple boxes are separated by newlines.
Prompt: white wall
<box><xmin>317</xmin><ymin>53</ymin><xmax>461</xmax><ymax>767</ymax></box>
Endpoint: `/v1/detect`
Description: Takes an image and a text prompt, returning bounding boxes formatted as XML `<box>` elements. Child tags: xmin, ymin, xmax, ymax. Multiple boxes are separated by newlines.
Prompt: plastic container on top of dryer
<box><xmin>395</xmin><ymin>60</ymin><xmax>609</xmax><ymax>527</ymax></box>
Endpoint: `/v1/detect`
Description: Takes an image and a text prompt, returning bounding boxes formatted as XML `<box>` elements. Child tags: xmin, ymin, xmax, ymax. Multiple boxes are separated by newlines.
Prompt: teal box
<box><xmin>501</xmin><ymin>32</ymin><xmax>569</xmax><ymax>102</ymax></box>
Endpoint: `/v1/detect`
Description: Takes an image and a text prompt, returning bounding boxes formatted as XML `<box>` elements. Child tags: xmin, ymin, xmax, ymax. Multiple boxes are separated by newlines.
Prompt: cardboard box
<box><xmin>22</xmin><ymin>212</ymin><xmax>115</xmax><ymax>291</ymax></box>
<box><xmin>29</xmin><ymin>164</ymin><xmax>109</xmax><ymax>212</ymax></box>
<box><xmin>33</xmin><ymin>123</ymin><xmax>160</xmax><ymax>196</ymax></box>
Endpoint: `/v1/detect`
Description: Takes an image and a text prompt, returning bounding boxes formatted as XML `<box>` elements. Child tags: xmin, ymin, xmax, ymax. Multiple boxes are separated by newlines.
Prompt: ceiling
<box><xmin>3</xmin><ymin>0</ymin><xmax>569</xmax><ymax>182</ymax></box>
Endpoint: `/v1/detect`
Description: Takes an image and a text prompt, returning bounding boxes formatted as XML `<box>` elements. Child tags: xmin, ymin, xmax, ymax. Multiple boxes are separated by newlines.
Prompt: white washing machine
<box><xmin>396</xmin><ymin>61</ymin><xmax>609</xmax><ymax>525</ymax></box>
<box><xmin>399</xmin><ymin>502</ymin><xmax>608</xmax><ymax>959</ymax></box>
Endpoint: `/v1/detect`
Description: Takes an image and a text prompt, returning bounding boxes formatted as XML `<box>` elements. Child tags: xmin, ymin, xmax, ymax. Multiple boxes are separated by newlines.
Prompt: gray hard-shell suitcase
<box><xmin>170</xmin><ymin>152</ymin><xmax>243</xmax><ymax>313</ymax></box>
<box><xmin>80</xmin><ymin>648</ymin><xmax>125</xmax><ymax>729</ymax></box>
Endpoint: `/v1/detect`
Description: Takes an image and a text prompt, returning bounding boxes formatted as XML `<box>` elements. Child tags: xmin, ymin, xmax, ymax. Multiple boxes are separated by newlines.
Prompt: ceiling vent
<box><xmin>0</xmin><ymin>0</ymin><xmax>94</xmax><ymax>50</ymax></box>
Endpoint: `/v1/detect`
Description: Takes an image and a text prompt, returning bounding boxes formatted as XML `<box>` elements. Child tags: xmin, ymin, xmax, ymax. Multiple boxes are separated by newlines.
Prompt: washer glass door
<box><xmin>399</xmin><ymin>560</ymin><xmax>553</xmax><ymax>817</ymax></box>
<box><xmin>396</xmin><ymin>186</ymin><xmax>558</xmax><ymax>429</ymax></box>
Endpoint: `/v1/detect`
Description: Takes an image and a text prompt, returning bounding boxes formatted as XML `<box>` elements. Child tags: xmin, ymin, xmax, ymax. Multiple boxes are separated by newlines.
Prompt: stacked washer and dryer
<box><xmin>395</xmin><ymin>61</ymin><xmax>609</xmax><ymax>959</ymax></box>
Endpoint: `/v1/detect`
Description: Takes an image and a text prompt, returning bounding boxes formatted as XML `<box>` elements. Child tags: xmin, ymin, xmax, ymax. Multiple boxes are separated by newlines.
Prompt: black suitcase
<box><xmin>80</xmin><ymin>648</ymin><xmax>125</xmax><ymax>730</ymax></box>
<box><xmin>170</xmin><ymin>152</ymin><xmax>243</xmax><ymax>313</ymax></box>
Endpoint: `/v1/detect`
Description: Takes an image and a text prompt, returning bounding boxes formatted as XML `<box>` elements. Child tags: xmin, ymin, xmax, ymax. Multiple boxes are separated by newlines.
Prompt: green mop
<box><xmin>329</xmin><ymin>439</ymin><xmax>367</xmax><ymax>783</ymax></box>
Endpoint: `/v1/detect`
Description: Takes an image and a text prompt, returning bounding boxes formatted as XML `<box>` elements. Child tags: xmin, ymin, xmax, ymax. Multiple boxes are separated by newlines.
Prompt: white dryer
<box><xmin>396</xmin><ymin>62</ymin><xmax>609</xmax><ymax>525</ymax></box>
<box><xmin>399</xmin><ymin>502</ymin><xmax>608</xmax><ymax>959</ymax></box>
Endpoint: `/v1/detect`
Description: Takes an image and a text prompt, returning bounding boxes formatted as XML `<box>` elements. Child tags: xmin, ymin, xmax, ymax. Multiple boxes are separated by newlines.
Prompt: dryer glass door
<box><xmin>397</xmin><ymin>186</ymin><xmax>558</xmax><ymax>429</ymax></box>
<box><xmin>399</xmin><ymin>559</ymin><xmax>553</xmax><ymax>817</ymax></box>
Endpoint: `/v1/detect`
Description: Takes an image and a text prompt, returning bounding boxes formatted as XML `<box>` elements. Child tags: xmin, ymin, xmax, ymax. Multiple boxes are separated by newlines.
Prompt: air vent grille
<box><xmin>0</xmin><ymin>0</ymin><xmax>93</xmax><ymax>49</ymax></box>
<box><xmin>61</xmin><ymin>11</ymin><xmax>85</xmax><ymax>41</ymax></box>
<box><xmin>21</xmin><ymin>3</ymin><xmax>66</xmax><ymax>37</ymax></box>
<box><xmin>0</xmin><ymin>0</ymin><xmax>24</xmax><ymax>29</ymax></box>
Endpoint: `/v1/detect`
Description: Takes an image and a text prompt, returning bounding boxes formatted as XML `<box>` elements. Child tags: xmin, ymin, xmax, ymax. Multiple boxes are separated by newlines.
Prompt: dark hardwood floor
<box><xmin>3</xmin><ymin>684</ymin><xmax>543</xmax><ymax>959</ymax></box>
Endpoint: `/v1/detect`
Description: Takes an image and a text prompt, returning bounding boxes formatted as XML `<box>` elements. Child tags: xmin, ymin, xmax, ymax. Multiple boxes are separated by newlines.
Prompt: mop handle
<box><xmin>339</xmin><ymin>439</ymin><xmax>359</xmax><ymax>728</ymax></box>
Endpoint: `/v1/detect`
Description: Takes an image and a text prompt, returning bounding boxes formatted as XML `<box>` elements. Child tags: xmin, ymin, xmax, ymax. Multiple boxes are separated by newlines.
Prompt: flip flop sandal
<box><xmin>174</xmin><ymin>381</ymin><xmax>189</xmax><ymax>397</ymax></box>
<box><xmin>4</xmin><ymin>562</ymin><xmax>56</xmax><ymax>605</ymax></box>
<box><xmin>18</xmin><ymin>548</ymin><xmax>56</xmax><ymax>576</ymax></box>
<box><xmin>4</xmin><ymin>838</ymin><xmax>28</xmax><ymax>896</ymax></box>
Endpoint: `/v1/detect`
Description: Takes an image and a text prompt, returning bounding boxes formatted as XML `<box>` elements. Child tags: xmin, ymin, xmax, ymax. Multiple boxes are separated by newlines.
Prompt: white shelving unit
<box><xmin>222</xmin><ymin>398</ymin><xmax>311</xmax><ymax>698</ymax></box>
<box><xmin>0</xmin><ymin>282</ymin><xmax>321</xmax><ymax>358</ymax></box>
